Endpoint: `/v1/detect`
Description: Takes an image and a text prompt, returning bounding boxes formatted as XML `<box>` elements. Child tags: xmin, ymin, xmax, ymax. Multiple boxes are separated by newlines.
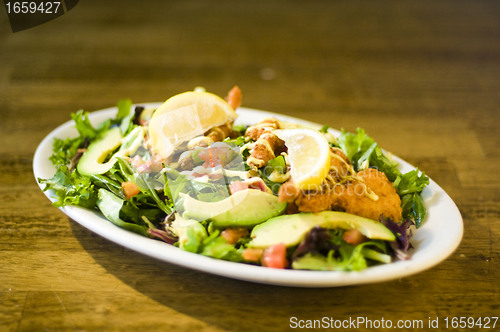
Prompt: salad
<box><xmin>38</xmin><ymin>86</ymin><xmax>429</xmax><ymax>271</ymax></box>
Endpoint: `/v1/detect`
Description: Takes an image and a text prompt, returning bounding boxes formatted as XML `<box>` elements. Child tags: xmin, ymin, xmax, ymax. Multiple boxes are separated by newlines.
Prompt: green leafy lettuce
<box><xmin>39</xmin><ymin>100</ymin><xmax>172</xmax><ymax>236</ymax></box>
<box><xmin>292</xmin><ymin>229</ymin><xmax>391</xmax><ymax>271</ymax></box>
<box><xmin>38</xmin><ymin>165</ymin><xmax>97</xmax><ymax>209</ymax></box>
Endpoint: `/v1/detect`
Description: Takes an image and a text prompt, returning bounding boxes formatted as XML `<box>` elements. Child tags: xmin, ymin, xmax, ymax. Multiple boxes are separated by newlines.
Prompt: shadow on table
<box><xmin>68</xmin><ymin>217</ymin><xmax>474</xmax><ymax>331</ymax></box>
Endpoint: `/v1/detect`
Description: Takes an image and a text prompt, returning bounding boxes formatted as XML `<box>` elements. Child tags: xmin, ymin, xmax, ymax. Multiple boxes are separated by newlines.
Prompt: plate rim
<box><xmin>33</xmin><ymin>104</ymin><xmax>464</xmax><ymax>287</ymax></box>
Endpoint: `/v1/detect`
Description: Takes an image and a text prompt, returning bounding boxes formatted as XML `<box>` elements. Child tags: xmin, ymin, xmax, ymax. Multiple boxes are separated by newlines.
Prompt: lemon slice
<box><xmin>148</xmin><ymin>91</ymin><xmax>237</xmax><ymax>159</ymax></box>
<box><xmin>274</xmin><ymin>128</ymin><xmax>331</xmax><ymax>190</ymax></box>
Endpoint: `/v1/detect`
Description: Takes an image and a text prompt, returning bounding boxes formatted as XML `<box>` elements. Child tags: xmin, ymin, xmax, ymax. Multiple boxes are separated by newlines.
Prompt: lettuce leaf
<box><xmin>49</xmin><ymin>136</ymin><xmax>84</xmax><ymax>168</ymax></box>
<box><xmin>164</xmin><ymin>167</ymin><xmax>230</xmax><ymax>205</ymax></box>
<box><xmin>337</xmin><ymin>128</ymin><xmax>375</xmax><ymax>163</ymax></box>
<box><xmin>201</xmin><ymin>234</ymin><xmax>244</xmax><ymax>262</ymax></box>
<box><xmin>337</xmin><ymin>128</ymin><xmax>399</xmax><ymax>181</ymax></box>
<box><xmin>394</xmin><ymin>168</ymin><xmax>429</xmax><ymax>195</ymax></box>
<box><xmin>292</xmin><ymin>243</ymin><xmax>387</xmax><ymax>271</ymax></box>
<box><xmin>113</xmin><ymin>157</ymin><xmax>173</xmax><ymax>214</ymax></box>
<box><xmin>394</xmin><ymin>169</ymin><xmax>429</xmax><ymax>226</ymax></box>
<box><xmin>96</xmin><ymin>189</ymin><xmax>150</xmax><ymax>236</ymax></box>
<box><xmin>181</xmin><ymin>222</ymin><xmax>208</xmax><ymax>253</ymax></box>
<box><xmin>291</xmin><ymin>228</ymin><xmax>391</xmax><ymax>271</ymax></box>
<box><xmin>256</xmin><ymin>155</ymin><xmax>287</xmax><ymax>195</ymax></box>
<box><xmin>38</xmin><ymin>165</ymin><xmax>97</xmax><ymax>209</ymax></box>
<box><xmin>48</xmin><ymin>110</ymin><xmax>101</xmax><ymax>168</ymax></box>
<box><xmin>400</xmin><ymin>193</ymin><xmax>426</xmax><ymax>227</ymax></box>
<box><xmin>117</xmin><ymin>99</ymin><xmax>134</xmax><ymax>135</ymax></box>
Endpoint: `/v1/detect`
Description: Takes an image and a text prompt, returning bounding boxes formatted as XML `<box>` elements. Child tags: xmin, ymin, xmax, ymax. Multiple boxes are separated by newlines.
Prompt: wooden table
<box><xmin>1</xmin><ymin>1</ymin><xmax>499</xmax><ymax>330</ymax></box>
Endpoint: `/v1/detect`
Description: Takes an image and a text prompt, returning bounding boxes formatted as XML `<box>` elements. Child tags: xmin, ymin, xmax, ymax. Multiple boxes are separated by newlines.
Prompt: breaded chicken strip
<box><xmin>245</xmin><ymin>118</ymin><xmax>285</xmax><ymax>169</ymax></box>
<box><xmin>329</xmin><ymin>147</ymin><xmax>354</xmax><ymax>182</ymax></box>
<box><xmin>331</xmin><ymin>168</ymin><xmax>402</xmax><ymax>221</ymax></box>
<box><xmin>279</xmin><ymin>163</ymin><xmax>402</xmax><ymax>221</ymax></box>
<box><xmin>245</xmin><ymin>118</ymin><xmax>281</xmax><ymax>141</ymax></box>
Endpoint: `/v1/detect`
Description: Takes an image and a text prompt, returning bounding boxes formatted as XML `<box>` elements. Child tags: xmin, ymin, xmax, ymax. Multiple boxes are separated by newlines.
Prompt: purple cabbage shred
<box><xmin>147</xmin><ymin>228</ymin><xmax>177</xmax><ymax>245</ymax></box>
<box><xmin>380</xmin><ymin>217</ymin><xmax>415</xmax><ymax>260</ymax></box>
<box><xmin>292</xmin><ymin>226</ymin><xmax>338</xmax><ymax>259</ymax></box>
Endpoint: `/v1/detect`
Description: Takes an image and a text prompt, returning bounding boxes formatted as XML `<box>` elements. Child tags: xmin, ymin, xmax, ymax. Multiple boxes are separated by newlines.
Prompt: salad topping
<box><xmin>39</xmin><ymin>86</ymin><xmax>429</xmax><ymax>272</ymax></box>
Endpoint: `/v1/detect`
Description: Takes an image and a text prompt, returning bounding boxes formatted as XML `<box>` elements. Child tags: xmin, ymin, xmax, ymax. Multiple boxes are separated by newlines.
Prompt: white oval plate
<box><xmin>33</xmin><ymin>105</ymin><xmax>463</xmax><ymax>287</ymax></box>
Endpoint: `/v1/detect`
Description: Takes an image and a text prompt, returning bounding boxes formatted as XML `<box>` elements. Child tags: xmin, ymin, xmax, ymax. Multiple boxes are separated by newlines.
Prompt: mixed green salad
<box><xmin>39</xmin><ymin>92</ymin><xmax>429</xmax><ymax>272</ymax></box>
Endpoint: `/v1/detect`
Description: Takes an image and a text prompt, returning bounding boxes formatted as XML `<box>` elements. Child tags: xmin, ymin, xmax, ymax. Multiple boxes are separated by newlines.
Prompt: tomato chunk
<box><xmin>262</xmin><ymin>243</ymin><xmax>288</xmax><ymax>269</ymax></box>
<box><xmin>229</xmin><ymin>181</ymin><xmax>249</xmax><ymax>194</ymax></box>
<box><xmin>122</xmin><ymin>181</ymin><xmax>140</xmax><ymax>199</ymax></box>
<box><xmin>242</xmin><ymin>248</ymin><xmax>263</xmax><ymax>262</ymax></box>
<box><xmin>342</xmin><ymin>229</ymin><xmax>367</xmax><ymax>245</ymax></box>
<box><xmin>221</xmin><ymin>228</ymin><xmax>249</xmax><ymax>244</ymax></box>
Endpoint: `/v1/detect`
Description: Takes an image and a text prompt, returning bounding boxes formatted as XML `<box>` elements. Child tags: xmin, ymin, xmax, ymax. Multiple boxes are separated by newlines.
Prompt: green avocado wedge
<box><xmin>181</xmin><ymin>189</ymin><xmax>287</xmax><ymax>228</ymax></box>
<box><xmin>77</xmin><ymin>127</ymin><xmax>123</xmax><ymax>176</ymax></box>
<box><xmin>77</xmin><ymin>126</ymin><xmax>144</xmax><ymax>176</ymax></box>
<box><xmin>249</xmin><ymin>211</ymin><xmax>396</xmax><ymax>248</ymax></box>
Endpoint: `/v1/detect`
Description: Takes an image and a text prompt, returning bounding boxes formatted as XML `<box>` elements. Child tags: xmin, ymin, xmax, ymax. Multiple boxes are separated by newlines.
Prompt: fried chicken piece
<box><xmin>280</xmin><ymin>155</ymin><xmax>402</xmax><ymax>220</ymax></box>
<box><xmin>205</xmin><ymin>121</ymin><xmax>234</xmax><ymax>142</ymax></box>
<box><xmin>331</xmin><ymin>168</ymin><xmax>402</xmax><ymax>221</ymax></box>
<box><xmin>244</xmin><ymin>118</ymin><xmax>286</xmax><ymax>169</ymax></box>
<box><xmin>245</xmin><ymin>118</ymin><xmax>281</xmax><ymax>141</ymax></box>
<box><xmin>278</xmin><ymin>181</ymin><xmax>300</xmax><ymax>203</ymax></box>
<box><xmin>279</xmin><ymin>179</ymin><xmax>333</xmax><ymax>213</ymax></box>
<box><xmin>329</xmin><ymin>147</ymin><xmax>354</xmax><ymax>181</ymax></box>
<box><xmin>247</xmin><ymin>132</ymin><xmax>285</xmax><ymax>168</ymax></box>
<box><xmin>295</xmin><ymin>189</ymin><xmax>333</xmax><ymax>213</ymax></box>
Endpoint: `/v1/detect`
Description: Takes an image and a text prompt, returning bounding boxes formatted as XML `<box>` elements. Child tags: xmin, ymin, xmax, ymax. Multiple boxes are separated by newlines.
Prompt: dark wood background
<box><xmin>1</xmin><ymin>1</ymin><xmax>499</xmax><ymax>331</ymax></box>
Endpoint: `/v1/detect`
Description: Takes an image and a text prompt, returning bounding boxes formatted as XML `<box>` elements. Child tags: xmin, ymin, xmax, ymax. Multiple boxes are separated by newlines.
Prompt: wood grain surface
<box><xmin>1</xmin><ymin>0</ymin><xmax>499</xmax><ymax>331</ymax></box>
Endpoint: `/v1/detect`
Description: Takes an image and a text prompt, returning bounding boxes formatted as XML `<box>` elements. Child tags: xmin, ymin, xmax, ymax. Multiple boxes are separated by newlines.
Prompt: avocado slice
<box><xmin>249</xmin><ymin>211</ymin><xmax>396</xmax><ymax>248</ymax></box>
<box><xmin>181</xmin><ymin>189</ymin><xmax>287</xmax><ymax>228</ymax></box>
<box><xmin>77</xmin><ymin>127</ymin><xmax>123</xmax><ymax>176</ymax></box>
<box><xmin>77</xmin><ymin>126</ymin><xmax>144</xmax><ymax>176</ymax></box>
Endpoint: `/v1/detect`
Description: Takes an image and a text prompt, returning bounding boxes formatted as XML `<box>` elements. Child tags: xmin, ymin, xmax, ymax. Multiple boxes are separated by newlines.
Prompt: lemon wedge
<box><xmin>274</xmin><ymin>128</ymin><xmax>331</xmax><ymax>190</ymax></box>
<box><xmin>148</xmin><ymin>90</ymin><xmax>237</xmax><ymax>159</ymax></box>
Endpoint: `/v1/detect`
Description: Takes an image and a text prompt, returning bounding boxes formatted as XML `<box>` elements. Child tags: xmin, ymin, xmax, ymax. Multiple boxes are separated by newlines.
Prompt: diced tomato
<box><xmin>242</xmin><ymin>248</ymin><xmax>263</xmax><ymax>262</ymax></box>
<box><xmin>122</xmin><ymin>181</ymin><xmax>140</xmax><ymax>199</ymax></box>
<box><xmin>262</xmin><ymin>243</ymin><xmax>288</xmax><ymax>269</ymax></box>
<box><xmin>342</xmin><ymin>229</ymin><xmax>367</xmax><ymax>245</ymax></box>
<box><xmin>221</xmin><ymin>228</ymin><xmax>249</xmax><ymax>244</ymax></box>
<box><xmin>229</xmin><ymin>181</ymin><xmax>249</xmax><ymax>194</ymax></box>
